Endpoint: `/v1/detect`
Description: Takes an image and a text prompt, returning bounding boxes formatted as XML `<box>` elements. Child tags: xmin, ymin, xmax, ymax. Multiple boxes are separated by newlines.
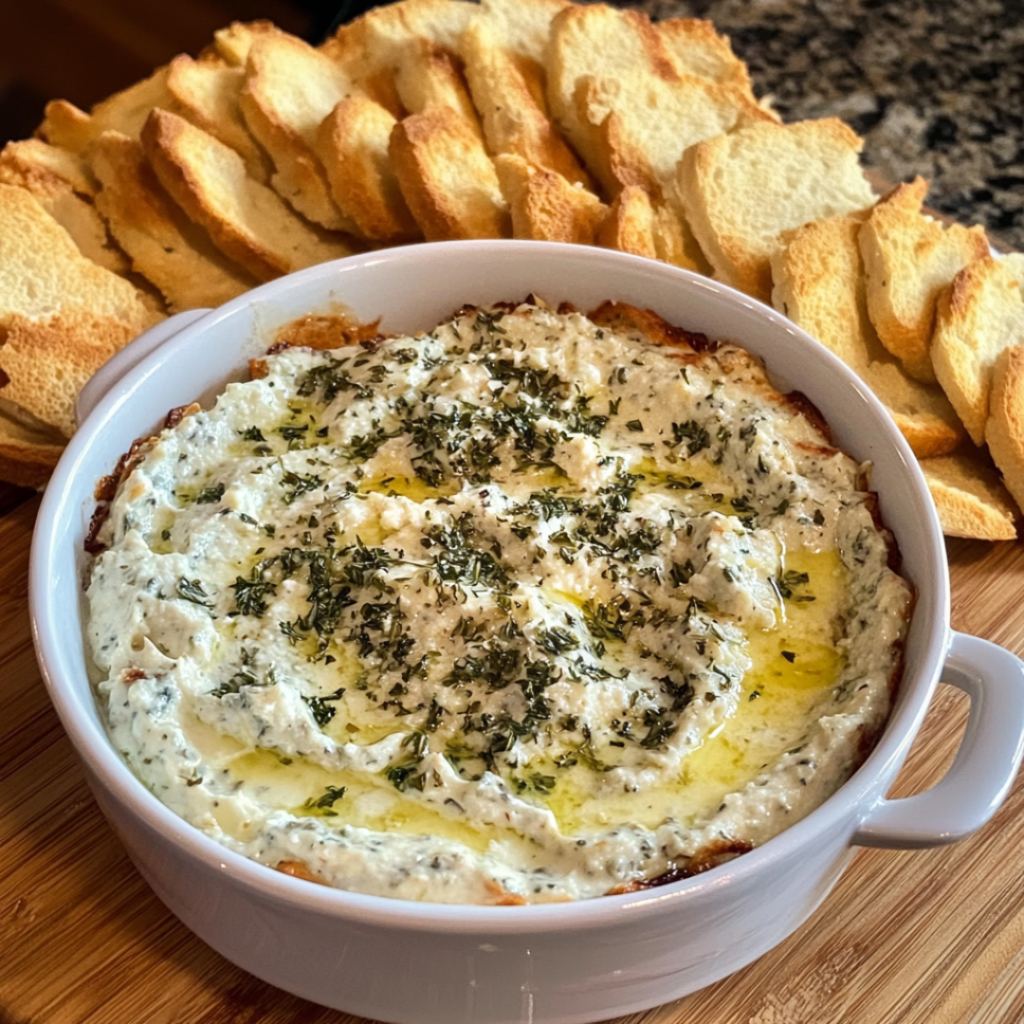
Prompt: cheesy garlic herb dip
<box><xmin>87</xmin><ymin>300</ymin><xmax>912</xmax><ymax>904</ymax></box>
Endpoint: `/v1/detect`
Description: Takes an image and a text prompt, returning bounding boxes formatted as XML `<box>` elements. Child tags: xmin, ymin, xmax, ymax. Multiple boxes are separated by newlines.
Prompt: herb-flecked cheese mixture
<box><xmin>87</xmin><ymin>301</ymin><xmax>913</xmax><ymax>904</ymax></box>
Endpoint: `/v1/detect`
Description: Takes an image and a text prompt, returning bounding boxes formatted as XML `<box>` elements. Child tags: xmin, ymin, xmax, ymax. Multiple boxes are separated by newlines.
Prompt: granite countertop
<box><xmin>628</xmin><ymin>0</ymin><xmax>1024</xmax><ymax>251</ymax></box>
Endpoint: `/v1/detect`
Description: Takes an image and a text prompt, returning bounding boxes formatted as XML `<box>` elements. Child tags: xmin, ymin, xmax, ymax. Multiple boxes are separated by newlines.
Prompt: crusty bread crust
<box><xmin>238</xmin><ymin>33</ymin><xmax>356</xmax><ymax>231</ymax></box>
<box><xmin>932</xmin><ymin>254</ymin><xmax>1024</xmax><ymax>447</ymax></box>
<box><xmin>495</xmin><ymin>153</ymin><xmax>606</xmax><ymax>243</ymax></box>
<box><xmin>859</xmin><ymin>177</ymin><xmax>990</xmax><ymax>384</ymax></box>
<box><xmin>985</xmin><ymin>345</ymin><xmax>1024</xmax><ymax>519</ymax></box>
<box><xmin>919</xmin><ymin>452</ymin><xmax>1019</xmax><ymax>541</ymax></box>
<box><xmin>142</xmin><ymin>109</ymin><xmax>357</xmax><ymax>281</ymax></box>
<box><xmin>316</xmin><ymin>95</ymin><xmax>420</xmax><ymax>243</ymax></box>
<box><xmin>389</xmin><ymin>106</ymin><xmax>509</xmax><ymax>241</ymax></box>
<box><xmin>460</xmin><ymin>13</ymin><xmax>592</xmax><ymax>188</ymax></box>
<box><xmin>0</xmin><ymin>139</ymin><xmax>128</xmax><ymax>274</ymax></box>
<box><xmin>91</xmin><ymin>131</ymin><xmax>258</xmax><ymax>312</ymax></box>
<box><xmin>597</xmin><ymin>185</ymin><xmax>657</xmax><ymax>259</ymax></box>
<box><xmin>680</xmin><ymin>118</ymin><xmax>876</xmax><ymax>303</ymax></box>
<box><xmin>770</xmin><ymin>215</ymin><xmax>964</xmax><ymax>458</ymax></box>
<box><xmin>166</xmin><ymin>54</ymin><xmax>273</xmax><ymax>184</ymax></box>
<box><xmin>547</xmin><ymin>3</ymin><xmax>771</xmax><ymax>208</ymax></box>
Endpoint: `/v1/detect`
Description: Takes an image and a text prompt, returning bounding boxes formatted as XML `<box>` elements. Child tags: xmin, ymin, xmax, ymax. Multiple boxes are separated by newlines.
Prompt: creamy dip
<box><xmin>86</xmin><ymin>300</ymin><xmax>912</xmax><ymax>904</ymax></box>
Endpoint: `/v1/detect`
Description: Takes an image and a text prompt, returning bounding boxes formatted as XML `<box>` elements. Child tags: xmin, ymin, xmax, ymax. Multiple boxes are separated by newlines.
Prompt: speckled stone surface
<box><xmin>624</xmin><ymin>0</ymin><xmax>1024</xmax><ymax>250</ymax></box>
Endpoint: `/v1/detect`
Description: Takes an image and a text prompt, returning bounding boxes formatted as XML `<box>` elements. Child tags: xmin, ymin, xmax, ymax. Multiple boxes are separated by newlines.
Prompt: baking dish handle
<box><xmin>74</xmin><ymin>308</ymin><xmax>211</xmax><ymax>429</ymax></box>
<box><xmin>854</xmin><ymin>631</ymin><xmax>1024</xmax><ymax>849</ymax></box>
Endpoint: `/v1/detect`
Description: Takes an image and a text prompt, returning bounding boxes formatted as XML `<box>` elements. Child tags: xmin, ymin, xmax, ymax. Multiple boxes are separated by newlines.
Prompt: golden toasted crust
<box><xmin>141</xmin><ymin>109</ymin><xmax>357</xmax><ymax>282</ymax></box>
<box><xmin>91</xmin><ymin>131</ymin><xmax>258</xmax><ymax>312</ymax></box>
<box><xmin>680</xmin><ymin>118</ymin><xmax>876</xmax><ymax>303</ymax></box>
<box><xmin>770</xmin><ymin>215</ymin><xmax>964</xmax><ymax>458</ymax></box>
<box><xmin>985</xmin><ymin>345</ymin><xmax>1024</xmax><ymax>518</ymax></box>
<box><xmin>325</xmin><ymin>0</ymin><xmax>477</xmax><ymax>84</ymax></box>
<box><xmin>0</xmin><ymin>311</ymin><xmax>139</xmax><ymax>437</ymax></box>
<box><xmin>494</xmin><ymin>154</ymin><xmax>606</xmax><ymax>243</ymax></box>
<box><xmin>208</xmin><ymin>20</ymin><xmax>283</xmax><ymax>67</ymax></box>
<box><xmin>597</xmin><ymin>185</ymin><xmax>658</xmax><ymax>259</ymax></box>
<box><xmin>460</xmin><ymin>13</ymin><xmax>592</xmax><ymax>188</ymax></box>
<box><xmin>316</xmin><ymin>95</ymin><xmax>420</xmax><ymax>243</ymax></box>
<box><xmin>0</xmin><ymin>139</ymin><xmax>128</xmax><ymax>274</ymax></box>
<box><xmin>389</xmin><ymin>106</ymin><xmax>509</xmax><ymax>241</ymax></box>
<box><xmin>920</xmin><ymin>452</ymin><xmax>1019</xmax><ymax>541</ymax></box>
<box><xmin>931</xmin><ymin>254</ymin><xmax>1024</xmax><ymax>447</ymax></box>
<box><xmin>238</xmin><ymin>32</ymin><xmax>356</xmax><ymax>231</ymax></box>
<box><xmin>166</xmin><ymin>53</ymin><xmax>273</xmax><ymax>184</ymax></box>
<box><xmin>859</xmin><ymin>177</ymin><xmax>990</xmax><ymax>383</ymax></box>
<box><xmin>36</xmin><ymin>99</ymin><xmax>96</xmax><ymax>154</ymax></box>
<box><xmin>0</xmin><ymin>184</ymin><xmax>155</xmax><ymax>332</ymax></box>
<box><xmin>546</xmin><ymin>4</ymin><xmax>772</xmax><ymax>203</ymax></box>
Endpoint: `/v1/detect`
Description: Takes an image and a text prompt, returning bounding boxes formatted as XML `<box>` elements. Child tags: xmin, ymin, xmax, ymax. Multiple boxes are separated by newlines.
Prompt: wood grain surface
<box><xmin>2</xmin><ymin>491</ymin><xmax>1023</xmax><ymax>1024</ymax></box>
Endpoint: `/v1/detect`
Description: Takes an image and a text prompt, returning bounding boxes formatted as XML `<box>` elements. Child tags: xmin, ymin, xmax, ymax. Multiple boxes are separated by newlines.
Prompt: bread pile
<box><xmin>0</xmin><ymin>0</ymin><xmax>1020</xmax><ymax>540</ymax></box>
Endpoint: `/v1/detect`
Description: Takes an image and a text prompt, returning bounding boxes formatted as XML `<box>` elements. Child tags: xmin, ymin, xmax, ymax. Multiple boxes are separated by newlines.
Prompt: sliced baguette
<box><xmin>239</xmin><ymin>32</ymin><xmax>358</xmax><ymax>231</ymax></box>
<box><xmin>985</xmin><ymin>345</ymin><xmax>1024</xmax><ymax>518</ymax></box>
<box><xmin>389</xmin><ymin>106</ymin><xmax>509</xmax><ymax>241</ymax></box>
<box><xmin>598</xmin><ymin>186</ymin><xmax>658</xmax><ymax>260</ymax></box>
<box><xmin>546</xmin><ymin>3</ymin><xmax>772</xmax><ymax>203</ymax></box>
<box><xmin>460</xmin><ymin>10</ymin><xmax>592</xmax><ymax>187</ymax></box>
<box><xmin>919</xmin><ymin>452</ymin><xmax>1019</xmax><ymax>541</ymax></box>
<box><xmin>91</xmin><ymin>131</ymin><xmax>258</xmax><ymax>312</ymax></box>
<box><xmin>495</xmin><ymin>154</ymin><xmax>606</xmax><ymax>243</ymax></box>
<box><xmin>316</xmin><ymin>95</ymin><xmax>420</xmax><ymax>242</ymax></box>
<box><xmin>931</xmin><ymin>253</ymin><xmax>1024</xmax><ymax>446</ymax></box>
<box><xmin>681</xmin><ymin>118</ymin><xmax>877</xmax><ymax>303</ymax></box>
<box><xmin>770</xmin><ymin>215</ymin><xmax>963</xmax><ymax>458</ymax></box>
<box><xmin>0</xmin><ymin>184</ymin><xmax>159</xmax><ymax>437</ymax></box>
<box><xmin>141</xmin><ymin>109</ymin><xmax>357</xmax><ymax>282</ymax></box>
<box><xmin>859</xmin><ymin>177</ymin><xmax>990</xmax><ymax>383</ymax></box>
<box><xmin>166</xmin><ymin>53</ymin><xmax>273</xmax><ymax>184</ymax></box>
<box><xmin>0</xmin><ymin>139</ymin><xmax>128</xmax><ymax>273</ymax></box>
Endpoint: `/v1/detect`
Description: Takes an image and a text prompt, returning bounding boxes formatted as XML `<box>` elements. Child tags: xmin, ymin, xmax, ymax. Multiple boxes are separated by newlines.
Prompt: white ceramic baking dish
<box><xmin>30</xmin><ymin>241</ymin><xmax>1024</xmax><ymax>1024</ymax></box>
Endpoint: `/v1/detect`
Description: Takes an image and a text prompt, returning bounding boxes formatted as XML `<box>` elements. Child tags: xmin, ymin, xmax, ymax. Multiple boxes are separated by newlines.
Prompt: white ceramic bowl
<box><xmin>31</xmin><ymin>242</ymin><xmax>1024</xmax><ymax>1024</ymax></box>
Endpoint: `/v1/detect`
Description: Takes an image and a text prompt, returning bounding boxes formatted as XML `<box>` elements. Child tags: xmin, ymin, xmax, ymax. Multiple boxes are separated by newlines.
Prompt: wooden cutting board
<box><xmin>2</xmin><ymin>490</ymin><xmax>1023</xmax><ymax>1024</ymax></box>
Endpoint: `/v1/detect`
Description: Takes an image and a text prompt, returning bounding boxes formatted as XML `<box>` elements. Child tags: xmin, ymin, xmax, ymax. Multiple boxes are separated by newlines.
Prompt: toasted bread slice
<box><xmin>680</xmin><ymin>117</ymin><xmax>877</xmax><ymax>303</ymax></box>
<box><xmin>389</xmin><ymin>106</ymin><xmax>510</xmax><ymax>241</ymax></box>
<box><xmin>0</xmin><ymin>311</ymin><xmax>142</xmax><ymax>438</ymax></box>
<box><xmin>919</xmin><ymin>452</ymin><xmax>1019</xmax><ymax>541</ymax></box>
<box><xmin>208</xmin><ymin>20</ymin><xmax>282</xmax><ymax>67</ymax></box>
<box><xmin>91</xmin><ymin>132</ymin><xmax>259</xmax><ymax>312</ymax></box>
<box><xmin>931</xmin><ymin>254</ymin><xmax>1024</xmax><ymax>446</ymax></box>
<box><xmin>326</xmin><ymin>0</ymin><xmax>476</xmax><ymax>82</ymax></box>
<box><xmin>166</xmin><ymin>53</ymin><xmax>273</xmax><ymax>183</ymax></box>
<box><xmin>37</xmin><ymin>65</ymin><xmax>178</xmax><ymax>155</ymax></box>
<box><xmin>0</xmin><ymin>184</ymin><xmax>154</xmax><ymax>331</ymax></box>
<box><xmin>598</xmin><ymin>186</ymin><xmax>657</xmax><ymax>259</ymax></box>
<box><xmin>316</xmin><ymin>95</ymin><xmax>420</xmax><ymax>242</ymax></box>
<box><xmin>394</xmin><ymin>39</ymin><xmax>482</xmax><ymax>130</ymax></box>
<box><xmin>985</xmin><ymin>345</ymin><xmax>1024</xmax><ymax>518</ymax></box>
<box><xmin>460</xmin><ymin>11</ymin><xmax>592</xmax><ymax>187</ymax></box>
<box><xmin>859</xmin><ymin>178</ymin><xmax>990</xmax><ymax>383</ymax></box>
<box><xmin>546</xmin><ymin>4</ymin><xmax>772</xmax><ymax>202</ymax></box>
<box><xmin>0</xmin><ymin>139</ymin><xmax>128</xmax><ymax>273</ymax></box>
<box><xmin>239</xmin><ymin>32</ymin><xmax>358</xmax><ymax>232</ymax></box>
<box><xmin>770</xmin><ymin>215</ymin><xmax>964</xmax><ymax>458</ymax></box>
<box><xmin>494</xmin><ymin>154</ymin><xmax>606</xmax><ymax>243</ymax></box>
<box><xmin>36</xmin><ymin>99</ymin><xmax>97</xmax><ymax>154</ymax></box>
<box><xmin>0</xmin><ymin>185</ymin><xmax>158</xmax><ymax>435</ymax></box>
<box><xmin>656</xmin><ymin>17</ymin><xmax>756</xmax><ymax>92</ymax></box>
<box><xmin>477</xmin><ymin>0</ymin><xmax>571</xmax><ymax>65</ymax></box>
<box><xmin>142</xmin><ymin>109</ymin><xmax>357</xmax><ymax>282</ymax></box>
